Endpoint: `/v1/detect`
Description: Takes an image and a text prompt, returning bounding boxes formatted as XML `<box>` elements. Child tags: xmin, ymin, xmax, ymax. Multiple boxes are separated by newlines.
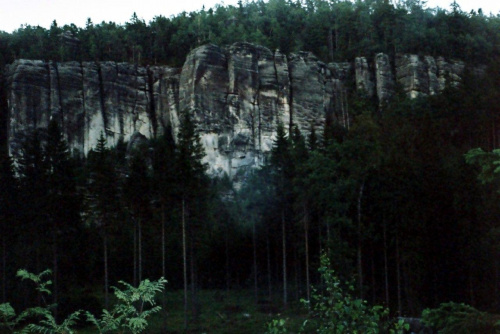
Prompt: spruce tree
<box><xmin>16</xmin><ymin>130</ymin><xmax>49</xmax><ymax>274</ymax></box>
<box><xmin>124</xmin><ymin>149</ymin><xmax>150</xmax><ymax>285</ymax></box>
<box><xmin>87</xmin><ymin>132</ymin><xmax>119</xmax><ymax>309</ymax></box>
<box><xmin>44</xmin><ymin>119</ymin><xmax>81</xmax><ymax>316</ymax></box>
<box><xmin>270</xmin><ymin>122</ymin><xmax>292</xmax><ymax>309</ymax></box>
<box><xmin>0</xmin><ymin>152</ymin><xmax>18</xmax><ymax>303</ymax></box>
<box><xmin>176</xmin><ymin>111</ymin><xmax>207</xmax><ymax>328</ymax></box>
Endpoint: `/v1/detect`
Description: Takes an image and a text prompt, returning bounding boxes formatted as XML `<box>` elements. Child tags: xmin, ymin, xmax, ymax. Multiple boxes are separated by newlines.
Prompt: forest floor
<box><xmin>77</xmin><ymin>289</ymin><xmax>308</xmax><ymax>333</ymax></box>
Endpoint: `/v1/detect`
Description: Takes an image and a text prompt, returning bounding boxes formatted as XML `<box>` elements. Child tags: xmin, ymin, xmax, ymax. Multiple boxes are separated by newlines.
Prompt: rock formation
<box><xmin>2</xmin><ymin>42</ymin><xmax>470</xmax><ymax>182</ymax></box>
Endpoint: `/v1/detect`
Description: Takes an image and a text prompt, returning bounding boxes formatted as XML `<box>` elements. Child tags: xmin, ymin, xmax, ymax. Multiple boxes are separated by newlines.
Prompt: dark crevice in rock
<box><xmin>53</xmin><ymin>61</ymin><xmax>64</xmax><ymax>127</ymax></box>
<box><xmin>286</xmin><ymin>54</ymin><xmax>294</xmax><ymax>132</ymax></box>
<box><xmin>79</xmin><ymin>61</ymin><xmax>86</xmax><ymax>154</ymax></box>
<box><xmin>147</xmin><ymin>67</ymin><xmax>157</xmax><ymax>138</ymax></box>
<box><xmin>96</xmin><ymin>62</ymin><xmax>108</xmax><ymax>134</ymax></box>
<box><xmin>45</xmin><ymin>61</ymin><xmax>51</xmax><ymax>129</ymax></box>
<box><xmin>0</xmin><ymin>71</ymin><xmax>8</xmax><ymax>153</ymax></box>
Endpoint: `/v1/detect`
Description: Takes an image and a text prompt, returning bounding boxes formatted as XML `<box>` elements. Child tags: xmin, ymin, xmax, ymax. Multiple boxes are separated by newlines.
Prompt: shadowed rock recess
<box><xmin>2</xmin><ymin>42</ymin><xmax>467</xmax><ymax>182</ymax></box>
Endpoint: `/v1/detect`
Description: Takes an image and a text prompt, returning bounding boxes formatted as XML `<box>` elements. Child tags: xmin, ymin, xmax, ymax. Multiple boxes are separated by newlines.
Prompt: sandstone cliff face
<box><xmin>5</xmin><ymin>59</ymin><xmax>179</xmax><ymax>155</ymax></box>
<box><xmin>2</xmin><ymin>43</ymin><xmax>469</xmax><ymax>180</ymax></box>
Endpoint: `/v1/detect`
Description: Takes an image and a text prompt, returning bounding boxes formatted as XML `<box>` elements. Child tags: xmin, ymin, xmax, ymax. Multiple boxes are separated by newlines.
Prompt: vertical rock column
<box><xmin>5</xmin><ymin>60</ymin><xmax>51</xmax><ymax>155</ymax></box>
<box><xmin>288</xmin><ymin>52</ymin><xmax>331</xmax><ymax>136</ymax></box>
<box><xmin>355</xmin><ymin>57</ymin><xmax>375</xmax><ymax>98</ymax></box>
<box><xmin>179</xmin><ymin>44</ymin><xmax>231</xmax><ymax>178</ymax></box>
<box><xmin>375</xmin><ymin>53</ymin><xmax>394</xmax><ymax>104</ymax></box>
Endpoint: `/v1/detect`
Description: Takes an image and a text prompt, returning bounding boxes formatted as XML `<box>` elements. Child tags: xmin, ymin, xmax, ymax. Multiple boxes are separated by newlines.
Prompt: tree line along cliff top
<box><xmin>0</xmin><ymin>0</ymin><xmax>499</xmax><ymax>69</ymax></box>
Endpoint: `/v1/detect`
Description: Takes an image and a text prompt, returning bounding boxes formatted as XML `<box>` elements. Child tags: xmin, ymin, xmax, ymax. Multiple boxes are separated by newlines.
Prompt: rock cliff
<box><xmin>2</xmin><ymin>42</ymin><xmax>468</xmax><ymax>182</ymax></box>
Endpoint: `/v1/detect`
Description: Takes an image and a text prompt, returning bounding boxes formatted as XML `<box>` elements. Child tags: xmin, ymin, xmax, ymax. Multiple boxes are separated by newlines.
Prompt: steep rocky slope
<box><xmin>2</xmin><ymin>42</ymin><xmax>467</xmax><ymax>181</ymax></box>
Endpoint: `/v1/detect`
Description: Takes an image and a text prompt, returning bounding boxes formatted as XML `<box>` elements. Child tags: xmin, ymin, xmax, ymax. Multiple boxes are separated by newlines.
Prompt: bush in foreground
<box><xmin>0</xmin><ymin>269</ymin><xmax>166</xmax><ymax>333</ymax></box>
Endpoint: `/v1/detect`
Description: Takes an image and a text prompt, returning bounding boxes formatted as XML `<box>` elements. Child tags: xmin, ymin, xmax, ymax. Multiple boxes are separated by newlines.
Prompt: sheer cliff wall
<box><xmin>2</xmin><ymin>42</ymin><xmax>467</xmax><ymax>181</ymax></box>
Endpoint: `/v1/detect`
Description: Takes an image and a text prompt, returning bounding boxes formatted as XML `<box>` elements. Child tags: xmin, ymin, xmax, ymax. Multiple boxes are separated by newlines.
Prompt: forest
<box><xmin>1</xmin><ymin>0</ymin><xmax>500</xmax><ymax>333</ymax></box>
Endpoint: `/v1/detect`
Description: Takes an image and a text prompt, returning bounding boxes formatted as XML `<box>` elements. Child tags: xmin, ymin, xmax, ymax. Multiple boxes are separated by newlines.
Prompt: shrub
<box><xmin>0</xmin><ymin>269</ymin><xmax>167</xmax><ymax>334</ymax></box>
<box><xmin>421</xmin><ymin>302</ymin><xmax>500</xmax><ymax>334</ymax></box>
<box><xmin>266</xmin><ymin>254</ymin><xmax>408</xmax><ymax>334</ymax></box>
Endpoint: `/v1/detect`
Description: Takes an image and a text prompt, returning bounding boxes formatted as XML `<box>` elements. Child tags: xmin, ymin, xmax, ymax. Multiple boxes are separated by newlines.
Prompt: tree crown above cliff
<box><xmin>1</xmin><ymin>0</ymin><xmax>499</xmax><ymax>68</ymax></box>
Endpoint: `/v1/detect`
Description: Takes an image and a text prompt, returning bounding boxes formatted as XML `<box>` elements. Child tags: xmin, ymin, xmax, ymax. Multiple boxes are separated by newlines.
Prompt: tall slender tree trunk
<box><xmin>267</xmin><ymin>226</ymin><xmax>272</xmax><ymax>301</ymax></box>
<box><xmin>52</xmin><ymin>222</ymin><xmax>58</xmax><ymax>320</ymax></box>
<box><xmin>138</xmin><ymin>218</ymin><xmax>142</xmax><ymax>283</ymax></box>
<box><xmin>494</xmin><ymin>251</ymin><xmax>499</xmax><ymax>309</ymax></box>
<box><xmin>282</xmin><ymin>209</ymin><xmax>287</xmax><ymax>309</ymax></box>
<box><xmin>371</xmin><ymin>245</ymin><xmax>376</xmax><ymax>304</ymax></box>
<box><xmin>383</xmin><ymin>219</ymin><xmax>390</xmax><ymax>307</ymax></box>
<box><xmin>133</xmin><ymin>218</ymin><xmax>137</xmax><ymax>287</ymax></box>
<box><xmin>468</xmin><ymin>268</ymin><xmax>475</xmax><ymax>306</ymax></box>
<box><xmin>319</xmin><ymin>223</ymin><xmax>324</xmax><ymax>287</ymax></box>
<box><xmin>104</xmin><ymin>227</ymin><xmax>109</xmax><ymax>310</ymax></box>
<box><xmin>304</xmin><ymin>205</ymin><xmax>310</xmax><ymax>301</ymax></box>
<box><xmin>396</xmin><ymin>234</ymin><xmax>402</xmax><ymax>316</ymax></box>
<box><xmin>253</xmin><ymin>219</ymin><xmax>258</xmax><ymax>304</ymax></box>
<box><xmin>294</xmin><ymin>248</ymin><xmax>299</xmax><ymax>301</ymax></box>
<box><xmin>357</xmin><ymin>181</ymin><xmax>365</xmax><ymax>299</ymax></box>
<box><xmin>326</xmin><ymin>220</ymin><xmax>331</xmax><ymax>258</ymax></box>
<box><xmin>161</xmin><ymin>204</ymin><xmax>167</xmax><ymax>334</ymax></box>
<box><xmin>226</xmin><ymin>219</ymin><xmax>230</xmax><ymax>293</ymax></box>
<box><xmin>2</xmin><ymin>234</ymin><xmax>6</xmax><ymax>303</ymax></box>
<box><xmin>182</xmin><ymin>198</ymin><xmax>188</xmax><ymax>330</ymax></box>
<box><xmin>162</xmin><ymin>205</ymin><xmax>166</xmax><ymax>278</ymax></box>
<box><xmin>189</xmin><ymin>230</ymin><xmax>198</xmax><ymax>320</ymax></box>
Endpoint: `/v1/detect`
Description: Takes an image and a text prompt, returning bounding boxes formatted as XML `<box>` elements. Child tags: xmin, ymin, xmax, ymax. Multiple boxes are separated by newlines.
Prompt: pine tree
<box><xmin>43</xmin><ymin>120</ymin><xmax>81</xmax><ymax>317</ymax></box>
<box><xmin>124</xmin><ymin>149</ymin><xmax>150</xmax><ymax>285</ymax></box>
<box><xmin>87</xmin><ymin>132</ymin><xmax>119</xmax><ymax>309</ymax></box>
<box><xmin>16</xmin><ymin>130</ymin><xmax>49</xmax><ymax>274</ymax></box>
<box><xmin>0</xmin><ymin>152</ymin><xmax>18</xmax><ymax>303</ymax></box>
<box><xmin>176</xmin><ymin>111</ymin><xmax>207</xmax><ymax>328</ymax></box>
<box><xmin>270</xmin><ymin>122</ymin><xmax>292</xmax><ymax>309</ymax></box>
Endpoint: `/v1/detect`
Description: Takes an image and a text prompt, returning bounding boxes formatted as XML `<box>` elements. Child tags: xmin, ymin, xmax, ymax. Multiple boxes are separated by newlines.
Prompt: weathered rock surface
<box><xmin>2</xmin><ymin>43</ymin><xmax>470</xmax><ymax>180</ymax></box>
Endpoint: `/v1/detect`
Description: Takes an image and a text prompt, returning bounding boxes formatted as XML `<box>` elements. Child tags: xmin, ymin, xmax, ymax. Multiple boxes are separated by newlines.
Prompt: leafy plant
<box><xmin>86</xmin><ymin>277</ymin><xmax>167</xmax><ymax>334</ymax></box>
<box><xmin>0</xmin><ymin>302</ymin><xmax>30</xmax><ymax>333</ymax></box>
<box><xmin>266</xmin><ymin>318</ymin><xmax>288</xmax><ymax>334</ymax></box>
<box><xmin>1</xmin><ymin>269</ymin><xmax>167</xmax><ymax>334</ymax></box>
<box><xmin>421</xmin><ymin>302</ymin><xmax>500</xmax><ymax>334</ymax></box>
<box><xmin>306</xmin><ymin>254</ymin><xmax>407</xmax><ymax>334</ymax></box>
<box><xmin>266</xmin><ymin>254</ymin><xmax>408</xmax><ymax>334</ymax></box>
<box><xmin>0</xmin><ymin>269</ymin><xmax>81</xmax><ymax>334</ymax></box>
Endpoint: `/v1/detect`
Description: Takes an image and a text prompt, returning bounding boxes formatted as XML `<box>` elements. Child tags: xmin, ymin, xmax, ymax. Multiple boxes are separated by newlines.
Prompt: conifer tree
<box><xmin>0</xmin><ymin>152</ymin><xmax>18</xmax><ymax>303</ymax></box>
<box><xmin>16</xmin><ymin>130</ymin><xmax>49</xmax><ymax>274</ymax></box>
<box><xmin>176</xmin><ymin>111</ymin><xmax>207</xmax><ymax>328</ymax></box>
<box><xmin>124</xmin><ymin>149</ymin><xmax>150</xmax><ymax>285</ymax></box>
<box><xmin>88</xmin><ymin>132</ymin><xmax>119</xmax><ymax>309</ymax></box>
<box><xmin>270</xmin><ymin>122</ymin><xmax>292</xmax><ymax>308</ymax></box>
<box><xmin>44</xmin><ymin>119</ymin><xmax>81</xmax><ymax>317</ymax></box>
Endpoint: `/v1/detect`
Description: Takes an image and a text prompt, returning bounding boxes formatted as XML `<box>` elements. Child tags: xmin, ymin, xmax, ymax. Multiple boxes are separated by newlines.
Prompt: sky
<box><xmin>0</xmin><ymin>0</ymin><xmax>499</xmax><ymax>34</ymax></box>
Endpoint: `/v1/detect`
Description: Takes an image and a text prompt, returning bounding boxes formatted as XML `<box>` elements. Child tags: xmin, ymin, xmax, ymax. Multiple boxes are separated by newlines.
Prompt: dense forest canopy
<box><xmin>1</xmin><ymin>0</ymin><xmax>500</xmax><ymax>332</ymax></box>
<box><xmin>0</xmin><ymin>0</ymin><xmax>499</xmax><ymax>67</ymax></box>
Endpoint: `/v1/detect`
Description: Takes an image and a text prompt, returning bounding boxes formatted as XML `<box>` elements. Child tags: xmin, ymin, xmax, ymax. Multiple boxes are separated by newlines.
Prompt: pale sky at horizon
<box><xmin>0</xmin><ymin>0</ymin><xmax>499</xmax><ymax>34</ymax></box>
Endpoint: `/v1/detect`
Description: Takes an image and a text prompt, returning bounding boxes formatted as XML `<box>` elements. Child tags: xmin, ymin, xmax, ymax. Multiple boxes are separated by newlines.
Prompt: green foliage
<box><xmin>86</xmin><ymin>277</ymin><xmax>167</xmax><ymax>334</ymax></box>
<box><xmin>0</xmin><ymin>302</ymin><xmax>30</xmax><ymax>333</ymax></box>
<box><xmin>266</xmin><ymin>318</ymin><xmax>288</xmax><ymax>334</ymax></box>
<box><xmin>421</xmin><ymin>302</ymin><xmax>500</xmax><ymax>334</ymax></box>
<box><xmin>16</xmin><ymin>269</ymin><xmax>53</xmax><ymax>296</ymax></box>
<box><xmin>2</xmin><ymin>0</ymin><xmax>499</xmax><ymax>65</ymax></box>
<box><xmin>304</xmin><ymin>254</ymin><xmax>405</xmax><ymax>334</ymax></box>
<box><xmin>266</xmin><ymin>254</ymin><xmax>408</xmax><ymax>334</ymax></box>
<box><xmin>24</xmin><ymin>308</ymin><xmax>81</xmax><ymax>334</ymax></box>
<box><xmin>464</xmin><ymin>148</ymin><xmax>500</xmax><ymax>185</ymax></box>
<box><xmin>1</xmin><ymin>269</ymin><xmax>167</xmax><ymax>334</ymax></box>
<box><xmin>0</xmin><ymin>269</ymin><xmax>81</xmax><ymax>334</ymax></box>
